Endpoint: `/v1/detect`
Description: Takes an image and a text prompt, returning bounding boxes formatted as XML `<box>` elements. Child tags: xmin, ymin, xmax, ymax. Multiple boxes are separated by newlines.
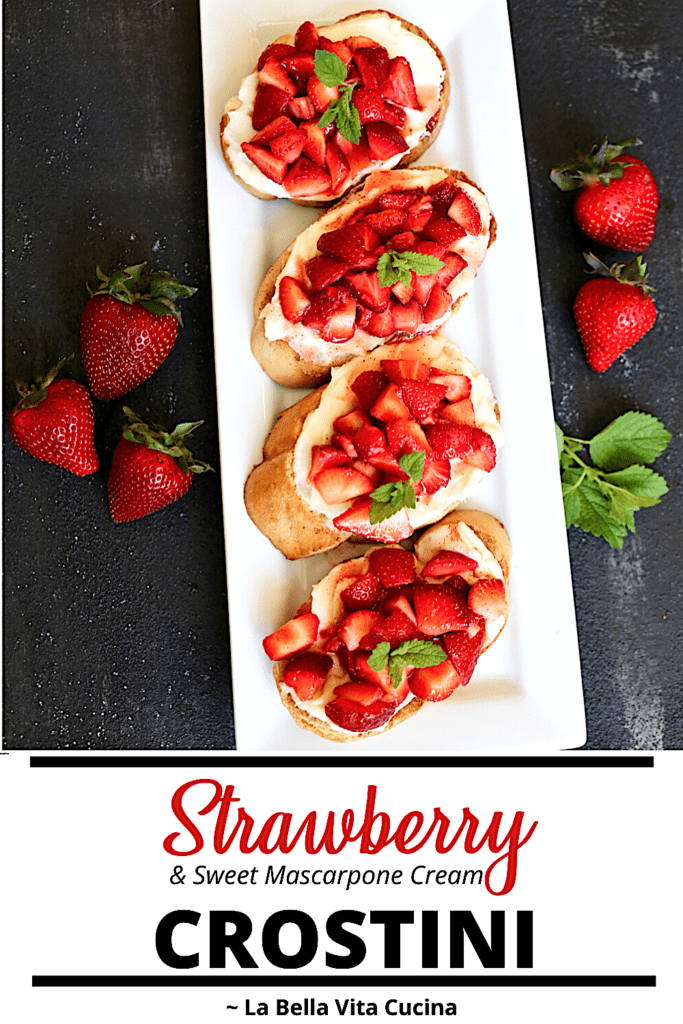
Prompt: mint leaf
<box><xmin>367</xmin><ymin>642</ymin><xmax>390</xmax><ymax>672</ymax></box>
<box><xmin>377</xmin><ymin>249</ymin><xmax>445</xmax><ymax>288</ymax></box>
<box><xmin>399</xmin><ymin>450</ymin><xmax>426</xmax><ymax>483</ymax></box>
<box><xmin>391</xmin><ymin>639</ymin><xmax>448</xmax><ymax>668</ymax></box>
<box><xmin>589</xmin><ymin>411</ymin><xmax>672</xmax><ymax>471</ymax></box>
<box><xmin>314</xmin><ymin>49</ymin><xmax>348</xmax><ymax>87</ymax></box>
<box><xmin>573</xmin><ymin>477</ymin><xmax>629</xmax><ymax>548</ymax></box>
<box><xmin>369</xmin><ymin>455</ymin><xmax>424</xmax><ymax>525</ymax></box>
<box><xmin>601</xmin><ymin>465</ymin><xmax>668</xmax><ymax>503</ymax></box>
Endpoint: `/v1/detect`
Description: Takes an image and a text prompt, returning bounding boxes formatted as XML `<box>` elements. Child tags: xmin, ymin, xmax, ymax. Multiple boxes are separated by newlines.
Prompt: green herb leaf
<box><xmin>367</xmin><ymin>641</ymin><xmax>391</xmax><ymax>672</ymax></box>
<box><xmin>368</xmin><ymin>638</ymin><xmax>447</xmax><ymax>688</ymax></box>
<box><xmin>377</xmin><ymin>250</ymin><xmax>445</xmax><ymax>289</ymax></box>
<box><xmin>369</xmin><ymin>451</ymin><xmax>425</xmax><ymax>523</ymax></box>
<box><xmin>314</xmin><ymin>49</ymin><xmax>348</xmax><ymax>87</ymax></box>
<box><xmin>399</xmin><ymin>450</ymin><xmax>426</xmax><ymax>483</ymax></box>
<box><xmin>588</xmin><ymin>411</ymin><xmax>672</xmax><ymax>471</ymax></box>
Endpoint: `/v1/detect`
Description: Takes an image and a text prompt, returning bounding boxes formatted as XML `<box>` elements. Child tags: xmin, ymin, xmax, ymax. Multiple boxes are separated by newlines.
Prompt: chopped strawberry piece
<box><xmin>294</xmin><ymin>20</ymin><xmax>319</xmax><ymax>52</ymax></box>
<box><xmin>464</xmin><ymin>429</ymin><xmax>497</xmax><ymax>471</ymax></box>
<box><xmin>241</xmin><ymin>141</ymin><xmax>288</xmax><ymax>184</ymax></box>
<box><xmin>381</xmin><ymin>358</ymin><xmax>431</xmax><ymax>383</ymax></box>
<box><xmin>263</xmin><ymin>612</ymin><xmax>319</xmax><ymax>661</ymax></box>
<box><xmin>422</xmin><ymin>551</ymin><xmax>479</xmax><ymax>578</ymax></box>
<box><xmin>366</xmin><ymin>308</ymin><xmax>394</xmax><ymax>337</ymax></box>
<box><xmin>338</xmin><ymin>609</ymin><xmax>384</xmax><ymax>651</ymax></box>
<box><xmin>448</xmin><ymin>188</ymin><xmax>483</xmax><ymax>235</ymax></box>
<box><xmin>353</xmin><ymin>423</ymin><xmax>389</xmax><ymax>460</ymax></box>
<box><xmin>344</xmin><ymin>35</ymin><xmax>378</xmax><ymax>50</ymax></box>
<box><xmin>341</xmin><ymin>569</ymin><xmax>384</xmax><ymax>611</ymax></box>
<box><xmin>381</xmin><ymin>101</ymin><xmax>406</xmax><ymax>128</ymax></box>
<box><xmin>423</xmin><ymin>216</ymin><xmax>467</xmax><ymax>248</ymax></box>
<box><xmin>421</xmin><ymin>455</ymin><xmax>451</xmax><ymax>494</ymax></box>
<box><xmin>369</xmin><ymin>383</ymin><xmax>412</xmax><ymax>421</ymax></box>
<box><xmin>436</xmin><ymin>251</ymin><xmax>468</xmax><ymax>286</ymax></box>
<box><xmin>350</xmin><ymin>369</ymin><xmax>389</xmax><ymax>410</ymax></box>
<box><xmin>335</xmin><ymin>433</ymin><xmax>357</xmax><ymax>458</ymax></box>
<box><xmin>443</xmin><ymin>626</ymin><xmax>486</xmax><ymax>686</ymax></box>
<box><xmin>325</xmin><ymin>138</ymin><xmax>351</xmax><ymax>192</ymax></box>
<box><xmin>325</xmin><ymin>696</ymin><xmax>395</xmax><ymax>732</ymax></box>
<box><xmin>390</xmin><ymin>275</ymin><xmax>415</xmax><ymax>304</ymax></box>
<box><xmin>369</xmin><ymin>547</ymin><xmax>416</xmax><ymax>588</ymax></box>
<box><xmin>334</xmin><ymin>680</ymin><xmax>385</xmax><ymax>706</ymax></box>
<box><xmin>445</xmin><ymin>575</ymin><xmax>471</xmax><ymax>599</ymax></box>
<box><xmin>318</xmin><ymin>221</ymin><xmax>380</xmax><ymax>265</ymax></box>
<box><xmin>383</xmin><ymin>593</ymin><xmax>417</xmax><ymax>623</ymax></box>
<box><xmin>468</xmin><ymin>578</ymin><xmax>506</xmax><ymax>620</ymax></box>
<box><xmin>409</xmin><ymin>656</ymin><xmax>459</xmax><ymax>701</ymax></box>
<box><xmin>386</xmin><ymin>419</ymin><xmax>431</xmax><ymax>456</ymax></box>
<box><xmin>280</xmin><ymin>51</ymin><xmax>316</xmax><ymax>87</ymax></box>
<box><xmin>424</xmin><ymin>423</ymin><xmax>477</xmax><ymax>461</ymax></box>
<box><xmin>270</xmin><ymin>128</ymin><xmax>307</xmax><ymax>163</ymax></box>
<box><xmin>387</xmin><ymin>231</ymin><xmax>418</xmax><ymax>252</ymax></box>
<box><xmin>354</xmin><ymin>45</ymin><xmax>390</xmax><ymax>89</ymax></box>
<box><xmin>412</xmin><ymin>275</ymin><xmax>435</xmax><ymax>307</ymax></box>
<box><xmin>283</xmin><ymin>156</ymin><xmax>332</xmax><ymax>197</ymax></box>
<box><xmin>305</xmin><ymin>255</ymin><xmax>350</xmax><ymax>291</ymax></box>
<box><xmin>427</xmin><ymin>177</ymin><xmax>461</xmax><ymax>214</ymax></box>
<box><xmin>333</xmin><ymin>496</ymin><xmax>412</xmax><ymax>542</ymax></box>
<box><xmin>258</xmin><ymin>43</ymin><xmax>297</xmax><ymax>70</ymax></box>
<box><xmin>365</xmin><ymin>121</ymin><xmax>409</xmax><ymax>161</ymax></box>
<box><xmin>352</xmin><ymin>459</ymin><xmax>382</xmax><ymax>485</ymax></box>
<box><xmin>378</xmin><ymin>189</ymin><xmax>425</xmax><ymax>211</ymax></box>
<box><xmin>368</xmin><ymin>449</ymin><xmax>408</xmax><ymax>480</ymax></box>
<box><xmin>413</xmin><ymin>238</ymin><xmax>448</xmax><ymax>260</ymax></box>
<box><xmin>278</xmin><ymin>276</ymin><xmax>311</xmax><ymax>322</ymax></box>
<box><xmin>302</xmin><ymin>286</ymin><xmax>345</xmax><ymax>331</ymax></box>
<box><xmin>437</xmin><ymin>397</ymin><xmax>476</xmax><ymax>426</ymax></box>
<box><xmin>317</xmin><ymin>36</ymin><xmax>354</xmax><ymax>66</ymax></box>
<box><xmin>251</xmin><ymin>114</ymin><xmax>296</xmax><ymax>145</ymax></box>
<box><xmin>283</xmin><ymin>652</ymin><xmax>332</xmax><ymax>700</ymax></box>
<box><xmin>423</xmin><ymin>283</ymin><xmax>453</xmax><ymax>323</ymax></box>
<box><xmin>314</xmin><ymin>465</ymin><xmax>375</xmax><ymax>504</ymax></box>
<box><xmin>345</xmin><ymin>270</ymin><xmax>390</xmax><ymax>312</ymax></box>
<box><xmin>364</xmin><ymin>208</ymin><xmax>407</xmax><ymax>237</ymax></box>
<box><xmin>308</xmin><ymin>75</ymin><xmax>340</xmax><ymax>113</ymax></box>
<box><xmin>322</xmin><ymin>291</ymin><xmax>357</xmax><ymax>342</ymax></box>
<box><xmin>258</xmin><ymin>56</ymin><xmax>297</xmax><ymax>97</ymax></box>
<box><xmin>308</xmin><ymin>444</ymin><xmax>352</xmax><ymax>480</ymax></box>
<box><xmin>252</xmin><ymin>83</ymin><xmax>292</xmax><ymax>131</ymax></box>
<box><xmin>401</xmin><ymin>380</ymin><xmax>449</xmax><ymax>422</ymax></box>
<box><xmin>334</xmin><ymin>409</ymin><xmax>370</xmax><ymax>435</ymax></box>
<box><xmin>355</xmin><ymin>304</ymin><xmax>373</xmax><ymax>330</ymax></box>
<box><xmin>301</xmin><ymin>121</ymin><xmax>327</xmax><ymax>166</ymax></box>
<box><xmin>412</xmin><ymin>582</ymin><xmax>470</xmax><ymax>636</ymax></box>
<box><xmin>361</xmin><ymin>610</ymin><xmax>421</xmax><ymax>650</ymax></box>
<box><xmin>287</xmin><ymin>95</ymin><xmax>316</xmax><ymax>121</ymax></box>
<box><xmin>381</xmin><ymin>55</ymin><xmax>420</xmax><ymax>109</ymax></box>
<box><xmin>404</xmin><ymin>196</ymin><xmax>434</xmax><ymax>232</ymax></box>
<box><xmin>353</xmin><ymin>87</ymin><xmax>390</xmax><ymax>123</ymax></box>
<box><xmin>390</xmin><ymin>298</ymin><xmax>422</xmax><ymax>333</ymax></box>
<box><xmin>428</xmin><ymin>372</ymin><xmax>471</xmax><ymax>401</ymax></box>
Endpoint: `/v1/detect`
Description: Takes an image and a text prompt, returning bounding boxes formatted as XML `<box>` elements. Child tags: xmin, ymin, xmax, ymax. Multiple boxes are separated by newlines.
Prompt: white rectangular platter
<box><xmin>199</xmin><ymin>0</ymin><xmax>587</xmax><ymax>750</ymax></box>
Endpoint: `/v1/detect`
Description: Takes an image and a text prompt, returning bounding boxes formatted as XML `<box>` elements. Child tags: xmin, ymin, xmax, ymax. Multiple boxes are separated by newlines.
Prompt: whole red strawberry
<box><xmin>551</xmin><ymin>137</ymin><xmax>658</xmax><ymax>252</ymax></box>
<box><xmin>573</xmin><ymin>253</ymin><xmax>657</xmax><ymax>372</ymax></box>
<box><xmin>108</xmin><ymin>407</ymin><xmax>211</xmax><ymax>522</ymax></box>
<box><xmin>8</xmin><ymin>362</ymin><xmax>99</xmax><ymax>476</ymax></box>
<box><xmin>80</xmin><ymin>262</ymin><xmax>196</xmax><ymax>401</ymax></box>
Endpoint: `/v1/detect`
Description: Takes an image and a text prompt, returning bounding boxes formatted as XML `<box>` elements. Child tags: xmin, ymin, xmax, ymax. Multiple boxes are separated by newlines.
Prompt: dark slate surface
<box><xmin>3</xmin><ymin>1</ymin><xmax>682</xmax><ymax>750</ymax></box>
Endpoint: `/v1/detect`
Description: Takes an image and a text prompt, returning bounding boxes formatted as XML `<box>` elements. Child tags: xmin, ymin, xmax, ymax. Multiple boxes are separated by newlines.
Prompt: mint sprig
<box><xmin>556</xmin><ymin>411</ymin><xmax>670</xmax><ymax>548</ymax></box>
<box><xmin>377</xmin><ymin>249</ymin><xmax>446</xmax><ymax>289</ymax></box>
<box><xmin>314</xmin><ymin>49</ymin><xmax>361</xmax><ymax>145</ymax></box>
<box><xmin>368</xmin><ymin>638</ymin><xmax>448</xmax><ymax>688</ymax></box>
<box><xmin>369</xmin><ymin>451</ymin><xmax>425</xmax><ymax>524</ymax></box>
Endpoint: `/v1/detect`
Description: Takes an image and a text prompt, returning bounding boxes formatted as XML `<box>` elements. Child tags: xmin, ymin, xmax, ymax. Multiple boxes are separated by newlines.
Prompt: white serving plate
<box><xmin>199</xmin><ymin>0</ymin><xmax>586</xmax><ymax>750</ymax></box>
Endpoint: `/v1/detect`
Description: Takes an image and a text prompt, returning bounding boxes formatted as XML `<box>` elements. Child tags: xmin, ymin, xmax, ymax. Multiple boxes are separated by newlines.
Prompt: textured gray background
<box><xmin>3</xmin><ymin>0</ymin><xmax>682</xmax><ymax>749</ymax></box>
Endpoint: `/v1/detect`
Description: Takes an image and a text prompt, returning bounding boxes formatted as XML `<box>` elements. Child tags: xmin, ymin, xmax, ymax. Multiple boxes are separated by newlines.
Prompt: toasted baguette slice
<box><xmin>269</xmin><ymin>510</ymin><xmax>511</xmax><ymax>742</ymax></box>
<box><xmin>244</xmin><ymin>335</ymin><xmax>503</xmax><ymax>560</ymax></box>
<box><xmin>220</xmin><ymin>10</ymin><xmax>449</xmax><ymax>207</ymax></box>
<box><xmin>251</xmin><ymin>167</ymin><xmax>495</xmax><ymax>388</ymax></box>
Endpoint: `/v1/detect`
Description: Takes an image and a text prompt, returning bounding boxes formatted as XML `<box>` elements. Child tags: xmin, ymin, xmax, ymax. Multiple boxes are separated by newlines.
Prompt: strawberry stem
<box><xmin>87</xmin><ymin>263</ymin><xmax>197</xmax><ymax>325</ymax></box>
<box><xmin>550</xmin><ymin>136</ymin><xmax>641</xmax><ymax>191</ymax></box>
<box><xmin>121</xmin><ymin>407</ymin><xmax>212</xmax><ymax>475</ymax></box>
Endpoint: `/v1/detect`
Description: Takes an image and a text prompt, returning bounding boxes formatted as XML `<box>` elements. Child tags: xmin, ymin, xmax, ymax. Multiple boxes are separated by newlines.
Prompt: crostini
<box><xmin>251</xmin><ymin>166</ymin><xmax>495</xmax><ymax>388</ymax></box>
<box><xmin>221</xmin><ymin>10</ymin><xmax>449</xmax><ymax>206</ymax></box>
<box><xmin>244</xmin><ymin>335</ymin><xmax>503</xmax><ymax>560</ymax></box>
<box><xmin>262</xmin><ymin>509</ymin><xmax>511</xmax><ymax>742</ymax></box>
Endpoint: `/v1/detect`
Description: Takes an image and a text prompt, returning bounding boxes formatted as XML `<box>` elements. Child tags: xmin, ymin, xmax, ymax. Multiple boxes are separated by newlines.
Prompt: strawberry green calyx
<box><xmin>13</xmin><ymin>358</ymin><xmax>70</xmax><ymax>411</ymax></box>
<box><xmin>87</xmin><ymin>263</ymin><xmax>197</xmax><ymax>326</ymax></box>
<box><xmin>582</xmin><ymin>252</ymin><xmax>654</xmax><ymax>297</ymax></box>
<box><xmin>121</xmin><ymin>406</ymin><xmax>212</xmax><ymax>476</ymax></box>
<box><xmin>550</xmin><ymin>137</ymin><xmax>642</xmax><ymax>191</ymax></box>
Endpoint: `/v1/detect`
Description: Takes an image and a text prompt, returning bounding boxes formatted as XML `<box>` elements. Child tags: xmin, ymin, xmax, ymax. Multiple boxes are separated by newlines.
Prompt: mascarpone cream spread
<box><xmin>293</xmin><ymin>336</ymin><xmax>504</xmax><ymax>530</ymax></box>
<box><xmin>222</xmin><ymin>13</ymin><xmax>446</xmax><ymax>201</ymax></box>
<box><xmin>260</xmin><ymin>168</ymin><xmax>492</xmax><ymax>365</ymax></box>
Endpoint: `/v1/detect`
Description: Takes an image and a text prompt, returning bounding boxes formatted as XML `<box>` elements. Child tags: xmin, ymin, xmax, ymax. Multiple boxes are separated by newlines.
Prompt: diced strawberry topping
<box><xmin>282</xmin><ymin>652</ymin><xmax>332</xmax><ymax>700</ymax></box>
<box><xmin>386</xmin><ymin>419</ymin><xmax>431</xmax><ymax>456</ymax></box>
<box><xmin>322</xmin><ymin>290</ymin><xmax>357</xmax><ymax>342</ymax></box>
<box><xmin>258</xmin><ymin>56</ymin><xmax>297</xmax><ymax>97</ymax></box>
<box><xmin>423</xmin><ymin>217</ymin><xmax>467</xmax><ymax>248</ymax></box>
<box><xmin>409</xmin><ymin>657</ymin><xmax>459</xmax><ymax>702</ymax></box>
<box><xmin>287</xmin><ymin>95</ymin><xmax>316</xmax><ymax>122</ymax></box>
<box><xmin>241</xmin><ymin>142</ymin><xmax>287</xmax><ymax>184</ymax></box>
<box><xmin>390</xmin><ymin>298</ymin><xmax>422</xmax><ymax>333</ymax></box>
<box><xmin>404</xmin><ymin>196</ymin><xmax>434</xmax><ymax>233</ymax></box>
<box><xmin>338</xmin><ymin>609</ymin><xmax>384</xmax><ymax>651</ymax></box>
<box><xmin>436</xmin><ymin>251</ymin><xmax>468</xmax><ymax>287</ymax></box>
<box><xmin>345</xmin><ymin>270</ymin><xmax>390</xmax><ymax>312</ymax></box>
<box><xmin>428</xmin><ymin>372</ymin><xmax>471</xmax><ymax>401</ymax></box>
<box><xmin>360</xmin><ymin>610</ymin><xmax>422</xmax><ymax>650</ymax></box>
<box><xmin>335</xmin><ymin>433</ymin><xmax>357</xmax><ymax>458</ymax></box>
<box><xmin>380</xmin><ymin>101</ymin><xmax>406</xmax><ymax>128</ymax></box>
<box><xmin>333</xmin><ymin>496</ymin><xmax>412</xmax><ymax>542</ymax></box>
<box><xmin>258</xmin><ymin>43</ymin><xmax>297</xmax><ymax>70</ymax></box>
<box><xmin>352</xmin><ymin>459</ymin><xmax>382</xmax><ymax>485</ymax></box>
<box><xmin>378</xmin><ymin>189</ymin><xmax>424</xmax><ymax>210</ymax></box>
<box><xmin>420</xmin><ymin>455</ymin><xmax>451</xmax><ymax>494</ymax></box>
<box><xmin>412</xmin><ymin>582</ymin><xmax>470</xmax><ymax>636</ymax></box>
<box><xmin>279</xmin><ymin>276</ymin><xmax>311</xmax><ymax>322</ymax></box>
<box><xmin>350</xmin><ymin>369</ymin><xmax>389</xmax><ymax>410</ymax></box>
<box><xmin>251</xmin><ymin>114</ymin><xmax>296</xmax><ymax>145</ymax></box>
<box><xmin>317</xmin><ymin>37</ymin><xmax>354</xmax><ymax>66</ymax></box>
<box><xmin>464</xmin><ymin>429</ymin><xmax>497</xmax><ymax>471</ymax></box>
<box><xmin>334</xmin><ymin>409</ymin><xmax>371</xmax><ymax>435</ymax></box>
<box><xmin>369</xmin><ymin>383</ymin><xmax>412</xmax><ymax>421</ymax></box>
<box><xmin>422</xmin><ymin>551</ymin><xmax>479</xmax><ymax>577</ymax></box>
<box><xmin>423</xmin><ymin>283</ymin><xmax>454</xmax><ymax>323</ymax></box>
<box><xmin>448</xmin><ymin>188</ymin><xmax>483</xmax><ymax>235</ymax></box>
<box><xmin>353</xmin><ymin>87</ymin><xmax>391</xmax><ymax>124</ymax></box>
<box><xmin>368</xmin><ymin>546</ymin><xmax>416</xmax><ymax>588</ymax></box>
<box><xmin>354</xmin><ymin>46</ymin><xmax>390</xmax><ymax>90</ymax></box>
<box><xmin>305</xmin><ymin>255</ymin><xmax>350</xmax><ymax>291</ymax></box>
<box><xmin>365</xmin><ymin>121</ymin><xmax>409</xmax><ymax>161</ymax></box>
<box><xmin>308</xmin><ymin>445</ymin><xmax>352</xmax><ymax>480</ymax></box>
<box><xmin>333</xmin><ymin>680</ymin><xmax>385</xmax><ymax>706</ymax></box>
<box><xmin>313</xmin><ymin>465</ymin><xmax>375</xmax><ymax>505</ymax></box>
<box><xmin>364</xmin><ymin>208</ymin><xmax>407</xmax><ymax>237</ymax></box>
<box><xmin>400</xmin><ymin>380</ymin><xmax>448</xmax><ymax>422</ymax></box>
<box><xmin>341</xmin><ymin>569</ymin><xmax>384</xmax><ymax>610</ymax></box>
<box><xmin>308</xmin><ymin>75</ymin><xmax>340</xmax><ymax>113</ymax></box>
<box><xmin>382</xmin><ymin>593</ymin><xmax>417</xmax><ymax>623</ymax></box>
<box><xmin>252</xmin><ymin>84</ymin><xmax>292</xmax><ymax>131</ymax></box>
<box><xmin>283</xmin><ymin>156</ymin><xmax>332</xmax><ymax>197</ymax></box>
<box><xmin>427</xmin><ymin>177</ymin><xmax>461</xmax><ymax>214</ymax></box>
<box><xmin>318</xmin><ymin>221</ymin><xmax>380</xmax><ymax>265</ymax></box>
<box><xmin>263</xmin><ymin>612</ymin><xmax>319</xmax><ymax>661</ymax></box>
<box><xmin>302</xmin><ymin>285</ymin><xmax>346</xmax><ymax>330</ymax></box>
<box><xmin>381</xmin><ymin>55</ymin><xmax>420</xmax><ymax>109</ymax></box>
<box><xmin>443</xmin><ymin>626</ymin><xmax>486</xmax><ymax>686</ymax></box>
<box><xmin>325</xmin><ymin>696</ymin><xmax>395</xmax><ymax>732</ymax></box>
<box><xmin>436</xmin><ymin>397</ymin><xmax>476</xmax><ymax>426</ymax></box>
<box><xmin>381</xmin><ymin>358</ymin><xmax>432</xmax><ymax>383</ymax></box>
<box><xmin>294</xmin><ymin>21</ymin><xmax>319</xmax><ymax>52</ymax></box>
<box><xmin>424</xmin><ymin>423</ymin><xmax>478</xmax><ymax>461</ymax></box>
<box><xmin>325</xmin><ymin>138</ymin><xmax>351</xmax><ymax>191</ymax></box>
<box><xmin>468</xmin><ymin>578</ymin><xmax>506</xmax><ymax>620</ymax></box>
<box><xmin>301</xmin><ymin>121</ymin><xmax>327</xmax><ymax>166</ymax></box>
<box><xmin>353</xmin><ymin>423</ymin><xmax>389</xmax><ymax>461</ymax></box>
<box><xmin>270</xmin><ymin>128</ymin><xmax>307</xmax><ymax>163</ymax></box>
<box><xmin>280</xmin><ymin>51</ymin><xmax>316</xmax><ymax>87</ymax></box>
<box><xmin>366</xmin><ymin>308</ymin><xmax>394</xmax><ymax>337</ymax></box>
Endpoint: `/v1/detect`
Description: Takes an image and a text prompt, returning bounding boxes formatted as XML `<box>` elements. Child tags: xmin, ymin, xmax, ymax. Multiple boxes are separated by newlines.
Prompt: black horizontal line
<box><xmin>29</xmin><ymin>755</ymin><xmax>653</xmax><ymax>769</ymax></box>
<box><xmin>32</xmin><ymin>975</ymin><xmax>656</xmax><ymax>988</ymax></box>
